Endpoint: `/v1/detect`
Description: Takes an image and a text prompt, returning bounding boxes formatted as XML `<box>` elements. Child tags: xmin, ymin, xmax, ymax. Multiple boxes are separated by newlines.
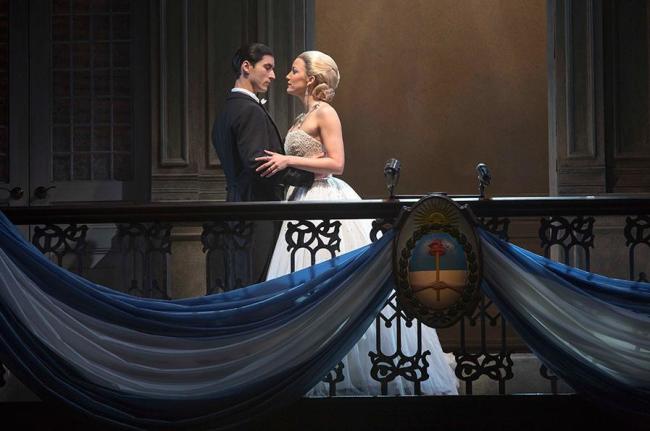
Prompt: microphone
<box><xmin>476</xmin><ymin>163</ymin><xmax>491</xmax><ymax>185</ymax></box>
<box><xmin>384</xmin><ymin>159</ymin><xmax>401</xmax><ymax>198</ymax></box>
<box><xmin>476</xmin><ymin>163</ymin><xmax>491</xmax><ymax>199</ymax></box>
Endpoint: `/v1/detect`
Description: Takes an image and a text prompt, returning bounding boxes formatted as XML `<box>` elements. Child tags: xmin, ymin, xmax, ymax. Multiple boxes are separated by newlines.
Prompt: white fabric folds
<box><xmin>479</xmin><ymin>230</ymin><xmax>650</xmax><ymax>414</ymax></box>
<box><xmin>0</xmin><ymin>208</ymin><xmax>649</xmax><ymax>429</ymax></box>
<box><xmin>0</xmin><ymin>211</ymin><xmax>395</xmax><ymax>429</ymax></box>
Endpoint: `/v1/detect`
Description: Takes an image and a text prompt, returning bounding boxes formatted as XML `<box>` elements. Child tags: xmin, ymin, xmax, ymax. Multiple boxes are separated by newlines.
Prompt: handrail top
<box><xmin>3</xmin><ymin>194</ymin><xmax>650</xmax><ymax>224</ymax></box>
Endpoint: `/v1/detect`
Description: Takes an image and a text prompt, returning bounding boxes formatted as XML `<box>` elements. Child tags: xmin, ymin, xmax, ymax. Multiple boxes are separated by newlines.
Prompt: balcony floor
<box><xmin>0</xmin><ymin>394</ymin><xmax>646</xmax><ymax>431</ymax></box>
<box><xmin>2</xmin><ymin>352</ymin><xmax>647</xmax><ymax>430</ymax></box>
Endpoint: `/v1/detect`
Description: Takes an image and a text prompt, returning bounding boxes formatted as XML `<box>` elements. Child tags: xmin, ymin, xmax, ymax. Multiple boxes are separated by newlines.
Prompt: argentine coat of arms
<box><xmin>393</xmin><ymin>194</ymin><xmax>482</xmax><ymax>328</ymax></box>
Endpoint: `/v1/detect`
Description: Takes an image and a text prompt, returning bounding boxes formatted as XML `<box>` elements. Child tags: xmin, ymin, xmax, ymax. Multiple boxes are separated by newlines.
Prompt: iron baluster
<box><xmin>455</xmin><ymin>293</ymin><xmax>513</xmax><ymax>394</ymax></box>
<box><xmin>479</xmin><ymin>217</ymin><xmax>510</xmax><ymax>242</ymax></box>
<box><xmin>538</xmin><ymin>216</ymin><xmax>594</xmax><ymax>392</ymax></box>
<box><xmin>286</xmin><ymin>219</ymin><xmax>341</xmax><ymax>272</ymax></box>
<box><xmin>31</xmin><ymin>223</ymin><xmax>88</xmax><ymax>274</ymax></box>
<box><xmin>539</xmin><ymin>216</ymin><xmax>595</xmax><ymax>270</ymax></box>
<box><xmin>322</xmin><ymin>362</ymin><xmax>345</xmax><ymax>396</ymax></box>
<box><xmin>455</xmin><ymin>218</ymin><xmax>513</xmax><ymax>394</ymax></box>
<box><xmin>116</xmin><ymin>223</ymin><xmax>171</xmax><ymax>299</ymax></box>
<box><xmin>624</xmin><ymin>215</ymin><xmax>650</xmax><ymax>281</ymax></box>
<box><xmin>201</xmin><ymin>221</ymin><xmax>254</xmax><ymax>294</ymax></box>
<box><xmin>370</xmin><ymin>217</ymin><xmax>394</xmax><ymax>243</ymax></box>
<box><xmin>285</xmin><ymin>219</ymin><xmax>342</xmax><ymax>392</ymax></box>
<box><xmin>369</xmin><ymin>293</ymin><xmax>430</xmax><ymax>395</ymax></box>
<box><xmin>540</xmin><ymin>365</ymin><xmax>558</xmax><ymax>395</ymax></box>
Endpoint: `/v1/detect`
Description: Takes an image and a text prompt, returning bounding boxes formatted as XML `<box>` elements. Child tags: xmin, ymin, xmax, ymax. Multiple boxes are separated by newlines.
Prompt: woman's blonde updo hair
<box><xmin>298</xmin><ymin>50</ymin><xmax>340</xmax><ymax>102</ymax></box>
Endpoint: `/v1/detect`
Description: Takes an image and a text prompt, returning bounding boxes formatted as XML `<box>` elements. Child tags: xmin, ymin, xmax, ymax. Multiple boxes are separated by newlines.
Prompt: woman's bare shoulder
<box><xmin>315</xmin><ymin>102</ymin><xmax>340</xmax><ymax>121</ymax></box>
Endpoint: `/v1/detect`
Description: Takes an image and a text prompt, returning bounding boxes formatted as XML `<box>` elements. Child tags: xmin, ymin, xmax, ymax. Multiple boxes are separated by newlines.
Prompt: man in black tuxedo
<box><xmin>212</xmin><ymin>43</ymin><xmax>313</xmax><ymax>202</ymax></box>
<box><xmin>211</xmin><ymin>43</ymin><xmax>313</xmax><ymax>288</ymax></box>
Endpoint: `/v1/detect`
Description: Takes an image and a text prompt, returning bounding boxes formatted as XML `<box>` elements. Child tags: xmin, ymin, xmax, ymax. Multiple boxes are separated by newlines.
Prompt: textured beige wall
<box><xmin>315</xmin><ymin>0</ymin><xmax>548</xmax><ymax>198</ymax></box>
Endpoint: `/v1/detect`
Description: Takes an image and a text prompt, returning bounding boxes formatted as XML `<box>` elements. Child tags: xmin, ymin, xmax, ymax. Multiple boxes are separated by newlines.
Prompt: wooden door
<box><xmin>24</xmin><ymin>0</ymin><xmax>149</xmax><ymax>206</ymax></box>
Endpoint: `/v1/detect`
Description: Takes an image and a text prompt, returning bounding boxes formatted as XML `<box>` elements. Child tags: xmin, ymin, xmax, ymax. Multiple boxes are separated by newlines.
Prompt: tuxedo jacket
<box><xmin>212</xmin><ymin>92</ymin><xmax>314</xmax><ymax>202</ymax></box>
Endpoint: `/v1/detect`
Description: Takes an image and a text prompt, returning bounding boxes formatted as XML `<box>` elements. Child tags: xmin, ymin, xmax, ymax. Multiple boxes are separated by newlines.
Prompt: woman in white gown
<box><xmin>256</xmin><ymin>51</ymin><xmax>457</xmax><ymax>396</ymax></box>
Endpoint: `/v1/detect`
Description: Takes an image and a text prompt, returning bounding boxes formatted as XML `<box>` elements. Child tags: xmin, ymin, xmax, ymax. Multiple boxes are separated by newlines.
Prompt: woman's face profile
<box><xmin>286</xmin><ymin>58</ymin><xmax>310</xmax><ymax>96</ymax></box>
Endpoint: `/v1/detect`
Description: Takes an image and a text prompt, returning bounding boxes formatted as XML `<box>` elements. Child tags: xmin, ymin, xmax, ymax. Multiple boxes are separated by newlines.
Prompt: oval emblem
<box><xmin>393</xmin><ymin>194</ymin><xmax>481</xmax><ymax>328</ymax></box>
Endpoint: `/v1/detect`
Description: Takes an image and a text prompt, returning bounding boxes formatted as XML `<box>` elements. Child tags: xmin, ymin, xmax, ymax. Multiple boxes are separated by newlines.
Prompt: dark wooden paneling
<box><xmin>205</xmin><ymin>0</ymin><xmax>250</xmax><ymax>170</ymax></box>
<box><xmin>159</xmin><ymin>0</ymin><xmax>189</xmax><ymax>167</ymax></box>
<box><xmin>605</xmin><ymin>0</ymin><xmax>650</xmax><ymax>192</ymax></box>
<box><xmin>613</xmin><ymin>0</ymin><xmax>649</xmax><ymax>158</ymax></box>
<box><xmin>6</xmin><ymin>0</ymin><xmax>29</xmax><ymax>206</ymax></box>
<box><xmin>550</xmin><ymin>0</ymin><xmax>606</xmax><ymax>194</ymax></box>
<box><xmin>566</xmin><ymin>0</ymin><xmax>596</xmax><ymax>158</ymax></box>
<box><xmin>153</xmin><ymin>0</ymin><xmax>314</xmax><ymax>201</ymax></box>
<box><xmin>548</xmin><ymin>0</ymin><xmax>650</xmax><ymax>194</ymax></box>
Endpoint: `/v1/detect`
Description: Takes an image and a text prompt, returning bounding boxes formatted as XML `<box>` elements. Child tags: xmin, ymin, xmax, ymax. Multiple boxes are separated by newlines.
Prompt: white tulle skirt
<box><xmin>266</xmin><ymin>176</ymin><xmax>458</xmax><ymax>396</ymax></box>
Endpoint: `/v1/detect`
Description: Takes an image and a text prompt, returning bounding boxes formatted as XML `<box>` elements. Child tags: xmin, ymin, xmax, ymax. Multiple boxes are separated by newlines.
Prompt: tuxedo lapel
<box><xmin>227</xmin><ymin>92</ymin><xmax>284</xmax><ymax>154</ymax></box>
<box><xmin>259</xmin><ymin>103</ymin><xmax>284</xmax><ymax>153</ymax></box>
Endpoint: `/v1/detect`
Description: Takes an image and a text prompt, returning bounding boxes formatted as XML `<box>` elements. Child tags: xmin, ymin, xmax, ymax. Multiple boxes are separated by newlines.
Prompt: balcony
<box><xmin>1</xmin><ymin>195</ymin><xmax>649</xmax><ymax>429</ymax></box>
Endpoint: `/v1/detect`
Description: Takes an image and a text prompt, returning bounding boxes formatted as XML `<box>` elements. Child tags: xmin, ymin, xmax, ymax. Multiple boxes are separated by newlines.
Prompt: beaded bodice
<box><xmin>284</xmin><ymin>129</ymin><xmax>324</xmax><ymax>158</ymax></box>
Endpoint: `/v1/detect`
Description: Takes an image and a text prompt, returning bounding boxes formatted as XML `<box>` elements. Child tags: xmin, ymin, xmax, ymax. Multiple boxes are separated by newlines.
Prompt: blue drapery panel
<box><xmin>479</xmin><ymin>229</ymin><xmax>650</xmax><ymax>415</ymax></box>
<box><xmin>0</xmin><ymin>212</ymin><xmax>395</xmax><ymax>429</ymax></box>
<box><xmin>0</xmin><ymin>209</ymin><xmax>649</xmax><ymax>428</ymax></box>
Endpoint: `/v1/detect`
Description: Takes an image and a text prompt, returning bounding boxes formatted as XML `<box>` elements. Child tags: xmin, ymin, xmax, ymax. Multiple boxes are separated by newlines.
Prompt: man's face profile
<box><xmin>245</xmin><ymin>55</ymin><xmax>276</xmax><ymax>93</ymax></box>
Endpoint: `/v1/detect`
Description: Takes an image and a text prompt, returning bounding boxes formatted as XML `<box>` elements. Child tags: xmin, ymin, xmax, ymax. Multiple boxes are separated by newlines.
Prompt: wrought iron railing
<box><xmin>3</xmin><ymin>195</ymin><xmax>650</xmax><ymax>396</ymax></box>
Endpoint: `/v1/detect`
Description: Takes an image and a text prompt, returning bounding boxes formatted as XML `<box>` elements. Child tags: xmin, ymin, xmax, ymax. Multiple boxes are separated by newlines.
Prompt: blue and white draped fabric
<box><xmin>479</xmin><ymin>229</ymin><xmax>650</xmax><ymax>415</ymax></box>
<box><xmin>0</xmin><ymin>208</ymin><xmax>650</xmax><ymax>428</ymax></box>
<box><xmin>0</xmin><ymin>211</ymin><xmax>395</xmax><ymax>429</ymax></box>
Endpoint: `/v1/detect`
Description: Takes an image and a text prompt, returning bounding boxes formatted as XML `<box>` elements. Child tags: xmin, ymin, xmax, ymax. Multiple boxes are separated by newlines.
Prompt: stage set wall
<box><xmin>313</xmin><ymin>0</ymin><xmax>548</xmax><ymax>198</ymax></box>
<box><xmin>149</xmin><ymin>0</ymin><xmax>650</xmax><ymax>295</ymax></box>
<box><xmin>9</xmin><ymin>0</ymin><xmax>648</xmax><ymax>298</ymax></box>
<box><xmin>147</xmin><ymin>1</ymin><xmax>549</xmax><ymax>201</ymax></box>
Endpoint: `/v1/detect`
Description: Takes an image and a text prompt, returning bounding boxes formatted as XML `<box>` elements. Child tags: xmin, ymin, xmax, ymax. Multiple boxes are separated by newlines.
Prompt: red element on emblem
<box><xmin>428</xmin><ymin>240</ymin><xmax>447</xmax><ymax>256</ymax></box>
<box><xmin>426</xmin><ymin>239</ymin><xmax>448</xmax><ymax>300</ymax></box>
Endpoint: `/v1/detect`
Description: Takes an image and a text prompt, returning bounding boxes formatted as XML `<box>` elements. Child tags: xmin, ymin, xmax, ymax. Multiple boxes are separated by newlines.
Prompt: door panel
<box><xmin>1</xmin><ymin>0</ymin><xmax>28</xmax><ymax>207</ymax></box>
<box><xmin>29</xmin><ymin>0</ymin><xmax>148</xmax><ymax>205</ymax></box>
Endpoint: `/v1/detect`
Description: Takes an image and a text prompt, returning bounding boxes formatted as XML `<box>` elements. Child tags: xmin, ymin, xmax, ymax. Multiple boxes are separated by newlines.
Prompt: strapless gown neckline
<box><xmin>284</xmin><ymin>129</ymin><xmax>324</xmax><ymax>159</ymax></box>
<box><xmin>287</xmin><ymin>128</ymin><xmax>320</xmax><ymax>141</ymax></box>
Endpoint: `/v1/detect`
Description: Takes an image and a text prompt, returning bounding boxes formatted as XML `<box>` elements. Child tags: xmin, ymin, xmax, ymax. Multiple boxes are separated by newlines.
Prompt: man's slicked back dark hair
<box><xmin>231</xmin><ymin>43</ymin><xmax>273</xmax><ymax>77</ymax></box>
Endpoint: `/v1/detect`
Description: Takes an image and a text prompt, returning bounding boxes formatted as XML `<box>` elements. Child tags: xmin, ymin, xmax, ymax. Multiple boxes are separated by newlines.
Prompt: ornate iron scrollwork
<box><xmin>454</xmin><ymin>295</ymin><xmax>514</xmax><ymax>394</ymax></box>
<box><xmin>377</xmin><ymin>292</ymin><xmax>411</xmax><ymax>327</ymax></box>
<box><xmin>539</xmin><ymin>216</ymin><xmax>595</xmax><ymax>269</ymax></box>
<box><xmin>538</xmin><ymin>216</ymin><xmax>594</xmax><ymax>390</ymax></box>
<box><xmin>479</xmin><ymin>217</ymin><xmax>510</xmax><ymax>242</ymax></box>
<box><xmin>624</xmin><ymin>215</ymin><xmax>650</xmax><ymax>281</ymax></box>
<box><xmin>467</xmin><ymin>296</ymin><xmax>500</xmax><ymax>328</ymax></box>
<box><xmin>285</xmin><ymin>219</ymin><xmax>341</xmax><ymax>272</ymax></box>
<box><xmin>370</xmin><ymin>218</ymin><xmax>394</xmax><ymax>243</ymax></box>
<box><xmin>453</xmin><ymin>219</ymin><xmax>513</xmax><ymax>394</ymax></box>
<box><xmin>201</xmin><ymin>221</ymin><xmax>254</xmax><ymax>294</ymax></box>
<box><xmin>455</xmin><ymin>351</ymin><xmax>513</xmax><ymax>394</ymax></box>
<box><xmin>370</xmin><ymin>294</ymin><xmax>431</xmax><ymax>395</ymax></box>
<box><xmin>116</xmin><ymin>222</ymin><xmax>171</xmax><ymax>299</ymax></box>
<box><xmin>540</xmin><ymin>364</ymin><xmax>559</xmax><ymax>394</ymax></box>
<box><xmin>284</xmin><ymin>219</ymin><xmax>342</xmax><ymax>391</ymax></box>
<box><xmin>32</xmin><ymin>223</ymin><xmax>88</xmax><ymax>273</ymax></box>
<box><xmin>369</xmin><ymin>348</ymin><xmax>431</xmax><ymax>395</ymax></box>
<box><xmin>322</xmin><ymin>362</ymin><xmax>345</xmax><ymax>396</ymax></box>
